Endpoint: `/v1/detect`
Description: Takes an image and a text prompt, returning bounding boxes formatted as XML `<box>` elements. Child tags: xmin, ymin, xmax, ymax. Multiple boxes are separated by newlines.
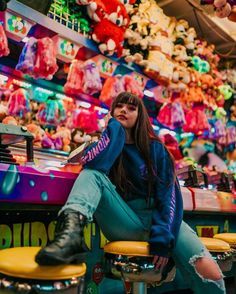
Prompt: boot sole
<box><xmin>36</xmin><ymin>251</ymin><xmax>87</xmax><ymax>266</ymax></box>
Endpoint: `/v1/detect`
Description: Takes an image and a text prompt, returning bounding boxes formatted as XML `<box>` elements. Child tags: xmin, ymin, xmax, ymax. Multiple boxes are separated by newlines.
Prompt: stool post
<box><xmin>132</xmin><ymin>282</ymin><xmax>147</xmax><ymax>294</ymax></box>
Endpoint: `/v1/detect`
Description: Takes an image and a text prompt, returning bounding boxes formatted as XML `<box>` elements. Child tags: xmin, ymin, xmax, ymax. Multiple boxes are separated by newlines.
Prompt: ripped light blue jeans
<box><xmin>60</xmin><ymin>169</ymin><xmax>226</xmax><ymax>294</ymax></box>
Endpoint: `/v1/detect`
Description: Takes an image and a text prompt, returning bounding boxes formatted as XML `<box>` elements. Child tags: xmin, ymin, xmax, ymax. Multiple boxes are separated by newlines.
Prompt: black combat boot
<box><xmin>35</xmin><ymin>211</ymin><xmax>88</xmax><ymax>265</ymax></box>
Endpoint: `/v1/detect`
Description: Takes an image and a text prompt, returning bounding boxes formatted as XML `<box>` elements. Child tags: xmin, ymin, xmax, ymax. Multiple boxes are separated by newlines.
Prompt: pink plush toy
<box><xmin>122</xmin><ymin>75</ymin><xmax>143</xmax><ymax>98</ymax></box>
<box><xmin>34</xmin><ymin>37</ymin><xmax>58</xmax><ymax>80</ymax></box>
<box><xmin>64</xmin><ymin>59</ymin><xmax>84</xmax><ymax>95</ymax></box>
<box><xmin>82</xmin><ymin>59</ymin><xmax>102</xmax><ymax>95</ymax></box>
<box><xmin>182</xmin><ymin>104</ymin><xmax>210</xmax><ymax>135</ymax></box>
<box><xmin>0</xmin><ymin>24</ymin><xmax>9</xmax><ymax>57</ymax></box>
<box><xmin>74</xmin><ymin>107</ymin><xmax>99</xmax><ymax>133</ymax></box>
<box><xmin>7</xmin><ymin>88</ymin><xmax>31</xmax><ymax>117</ymax></box>
<box><xmin>157</xmin><ymin>101</ymin><xmax>186</xmax><ymax>129</ymax></box>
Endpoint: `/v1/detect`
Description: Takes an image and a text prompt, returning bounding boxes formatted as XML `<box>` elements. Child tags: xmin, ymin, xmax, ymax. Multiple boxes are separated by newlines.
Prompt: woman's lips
<box><xmin>117</xmin><ymin>115</ymin><xmax>127</xmax><ymax>120</ymax></box>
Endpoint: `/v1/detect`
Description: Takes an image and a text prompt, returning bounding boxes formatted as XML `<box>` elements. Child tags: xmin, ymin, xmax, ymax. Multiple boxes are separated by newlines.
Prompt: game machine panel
<box><xmin>177</xmin><ymin>165</ymin><xmax>236</xmax><ymax>239</ymax></box>
<box><xmin>0</xmin><ymin>123</ymin><xmax>79</xmax><ymax>250</ymax></box>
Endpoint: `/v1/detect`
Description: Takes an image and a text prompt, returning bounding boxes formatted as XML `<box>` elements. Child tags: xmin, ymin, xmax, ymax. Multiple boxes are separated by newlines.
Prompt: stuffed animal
<box><xmin>0</xmin><ymin>24</ymin><xmax>9</xmax><ymax>57</ymax></box>
<box><xmin>173</xmin><ymin>19</ymin><xmax>189</xmax><ymax>45</ymax></box>
<box><xmin>122</xmin><ymin>75</ymin><xmax>143</xmax><ymax>98</ymax></box>
<box><xmin>82</xmin><ymin>59</ymin><xmax>102</xmax><ymax>95</ymax></box>
<box><xmin>2</xmin><ymin>116</ymin><xmax>18</xmax><ymax>125</ymax></box>
<box><xmin>76</xmin><ymin>0</ymin><xmax>129</xmax><ymax>56</ymax></box>
<box><xmin>70</xmin><ymin>128</ymin><xmax>92</xmax><ymax>151</ymax></box>
<box><xmin>171</xmin><ymin>62</ymin><xmax>191</xmax><ymax>91</ymax></box>
<box><xmin>27</xmin><ymin>123</ymin><xmax>45</xmax><ymax>148</ymax></box>
<box><xmin>218</xmin><ymin>84</ymin><xmax>234</xmax><ymax>100</ymax></box>
<box><xmin>74</xmin><ymin>107</ymin><xmax>99</xmax><ymax>133</ymax></box>
<box><xmin>64</xmin><ymin>59</ymin><xmax>84</xmax><ymax>95</ymax></box>
<box><xmin>214</xmin><ymin>0</ymin><xmax>233</xmax><ymax>17</ymax></box>
<box><xmin>92</xmin><ymin>19</ymin><xmax>125</xmax><ymax>56</ymax></box>
<box><xmin>99</xmin><ymin>75</ymin><xmax>125</xmax><ymax>107</ymax></box>
<box><xmin>52</xmin><ymin>126</ymin><xmax>72</xmax><ymax>152</ymax></box>
<box><xmin>41</xmin><ymin>131</ymin><xmax>63</xmax><ymax>150</ymax></box>
<box><xmin>157</xmin><ymin>101</ymin><xmax>186</xmax><ymax>129</ymax></box>
<box><xmin>7</xmin><ymin>88</ymin><xmax>31</xmax><ymax>117</ymax></box>
<box><xmin>173</xmin><ymin>44</ymin><xmax>190</xmax><ymax>62</ymax></box>
<box><xmin>182</xmin><ymin>104</ymin><xmax>210</xmax><ymax>134</ymax></box>
<box><xmin>16</xmin><ymin>37</ymin><xmax>37</xmax><ymax>75</ymax></box>
<box><xmin>184</xmin><ymin>27</ymin><xmax>197</xmax><ymax>53</ymax></box>
<box><xmin>34</xmin><ymin>37</ymin><xmax>58</xmax><ymax>80</ymax></box>
<box><xmin>85</xmin><ymin>0</ymin><xmax>129</xmax><ymax>27</ymax></box>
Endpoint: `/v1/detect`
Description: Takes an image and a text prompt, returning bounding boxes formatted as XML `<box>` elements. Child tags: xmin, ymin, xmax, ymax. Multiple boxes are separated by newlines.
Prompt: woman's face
<box><xmin>113</xmin><ymin>102</ymin><xmax>138</xmax><ymax>129</ymax></box>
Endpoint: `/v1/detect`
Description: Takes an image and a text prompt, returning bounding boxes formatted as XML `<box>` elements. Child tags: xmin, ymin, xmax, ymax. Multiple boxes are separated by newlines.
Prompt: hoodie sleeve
<box><xmin>149</xmin><ymin>142</ymin><xmax>183</xmax><ymax>257</ymax></box>
<box><xmin>80</xmin><ymin>118</ymin><xmax>126</xmax><ymax>173</ymax></box>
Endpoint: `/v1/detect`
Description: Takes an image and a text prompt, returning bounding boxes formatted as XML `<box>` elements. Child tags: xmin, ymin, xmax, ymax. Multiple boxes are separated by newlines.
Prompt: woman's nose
<box><xmin>120</xmin><ymin>107</ymin><xmax>127</xmax><ymax>113</ymax></box>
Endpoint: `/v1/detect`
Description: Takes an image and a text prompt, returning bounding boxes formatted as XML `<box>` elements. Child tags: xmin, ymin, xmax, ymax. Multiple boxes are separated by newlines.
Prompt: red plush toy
<box><xmin>77</xmin><ymin>0</ymin><xmax>129</xmax><ymax>27</ymax></box>
<box><xmin>92</xmin><ymin>18</ymin><xmax>125</xmax><ymax>56</ymax></box>
<box><xmin>76</xmin><ymin>0</ymin><xmax>129</xmax><ymax>56</ymax></box>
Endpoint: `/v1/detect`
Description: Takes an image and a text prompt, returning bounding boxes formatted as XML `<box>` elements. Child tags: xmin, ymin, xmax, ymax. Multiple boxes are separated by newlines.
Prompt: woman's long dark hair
<box><xmin>110</xmin><ymin>92</ymin><xmax>175</xmax><ymax>202</ymax></box>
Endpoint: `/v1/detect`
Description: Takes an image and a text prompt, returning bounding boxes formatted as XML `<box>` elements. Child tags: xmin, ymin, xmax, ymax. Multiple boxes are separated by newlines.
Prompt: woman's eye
<box><xmin>116</xmin><ymin>103</ymin><xmax>123</xmax><ymax>108</ymax></box>
<box><xmin>128</xmin><ymin>105</ymin><xmax>136</xmax><ymax>111</ymax></box>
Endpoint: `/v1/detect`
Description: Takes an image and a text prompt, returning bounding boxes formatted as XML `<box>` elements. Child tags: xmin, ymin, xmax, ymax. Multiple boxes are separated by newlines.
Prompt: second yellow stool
<box><xmin>200</xmin><ymin>237</ymin><xmax>232</xmax><ymax>272</ymax></box>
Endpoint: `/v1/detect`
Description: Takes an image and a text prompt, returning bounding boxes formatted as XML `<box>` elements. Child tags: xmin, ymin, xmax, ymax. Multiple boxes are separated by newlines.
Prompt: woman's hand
<box><xmin>104</xmin><ymin>112</ymin><xmax>112</xmax><ymax>128</ymax></box>
<box><xmin>152</xmin><ymin>255</ymin><xmax>169</xmax><ymax>271</ymax></box>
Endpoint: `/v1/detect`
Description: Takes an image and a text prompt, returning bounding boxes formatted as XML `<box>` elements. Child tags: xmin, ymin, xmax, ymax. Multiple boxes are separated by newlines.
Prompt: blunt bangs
<box><xmin>112</xmin><ymin>92</ymin><xmax>141</xmax><ymax>109</ymax></box>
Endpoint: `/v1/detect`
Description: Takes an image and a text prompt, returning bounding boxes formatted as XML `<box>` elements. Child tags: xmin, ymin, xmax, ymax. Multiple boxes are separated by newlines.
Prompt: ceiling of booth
<box><xmin>157</xmin><ymin>0</ymin><xmax>236</xmax><ymax>60</ymax></box>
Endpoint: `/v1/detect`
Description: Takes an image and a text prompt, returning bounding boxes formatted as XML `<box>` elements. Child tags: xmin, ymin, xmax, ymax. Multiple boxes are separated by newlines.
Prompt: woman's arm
<box><xmin>80</xmin><ymin>118</ymin><xmax>126</xmax><ymax>173</ymax></box>
<box><xmin>149</xmin><ymin>142</ymin><xmax>183</xmax><ymax>257</ymax></box>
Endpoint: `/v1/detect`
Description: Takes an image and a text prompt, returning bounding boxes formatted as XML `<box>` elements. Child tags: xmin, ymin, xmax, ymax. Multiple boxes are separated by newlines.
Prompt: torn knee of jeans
<box><xmin>189</xmin><ymin>249</ymin><xmax>224</xmax><ymax>281</ymax></box>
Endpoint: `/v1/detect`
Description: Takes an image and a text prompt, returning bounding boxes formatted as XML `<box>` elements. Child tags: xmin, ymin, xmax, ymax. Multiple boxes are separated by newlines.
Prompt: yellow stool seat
<box><xmin>104</xmin><ymin>241</ymin><xmax>152</xmax><ymax>257</ymax></box>
<box><xmin>0</xmin><ymin>247</ymin><xmax>86</xmax><ymax>280</ymax></box>
<box><xmin>213</xmin><ymin>233</ymin><xmax>236</xmax><ymax>248</ymax></box>
<box><xmin>200</xmin><ymin>237</ymin><xmax>231</xmax><ymax>252</ymax></box>
<box><xmin>103</xmin><ymin>241</ymin><xmax>176</xmax><ymax>288</ymax></box>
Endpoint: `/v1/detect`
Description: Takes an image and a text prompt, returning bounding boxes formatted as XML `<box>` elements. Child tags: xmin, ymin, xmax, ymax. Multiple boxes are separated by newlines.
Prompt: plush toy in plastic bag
<box><xmin>7</xmin><ymin>88</ymin><xmax>31</xmax><ymax>117</ymax></box>
<box><xmin>122</xmin><ymin>75</ymin><xmax>143</xmax><ymax>98</ymax></box>
<box><xmin>99</xmin><ymin>75</ymin><xmax>125</xmax><ymax>107</ymax></box>
<box><xmin>16</xmin><ymin>37</ymin><xmax>37</xmax><ymax>75</ymax></box>
<box><xmin>82</xmin><ymin>59</ymin><xmax>102</xmax><ymax>95</ymax></box>
<box><xmin>157</xmin><ymin>101</ymin><xmax>185</xmax><ymax>129</ymax></box>
<box><xmin>74</xmin><ymin>107</ymin><xmax>99</xmax><ymax>133</ymax></box>
<box><xmin>182</xmin><ymin>104</ymin><xmax>210</xmax><ymax>135</ymax></box>
<box><xmin>157</xmin><ymin>103</ymin><xmax>172</xmax><ymax>127</ymax></box>
<box><xmin>36</xmin><ymin>97</ymin><xmax>63</xmax><ymax>125</ymax></box>
<box><xmin>64</xmin><ymin>59</ymin><xmax>84</xmax><ymax>95</ymax></box>
<box><xmin>0</xmin><ymin>24</ymin><xmax>9</xmax><ymax>57</ymax></box>
<box><xmin>34</xmin><ymin>37</ymin><xmax>58</xmax><ymax>80</ymax></box>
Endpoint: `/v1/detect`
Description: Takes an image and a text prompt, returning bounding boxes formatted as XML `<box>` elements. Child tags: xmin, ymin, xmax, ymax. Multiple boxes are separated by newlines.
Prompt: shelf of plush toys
<box><xmin>0</xmin><ymin>0</ymin><xmax>235</xmax><ymax>177</ymax></box>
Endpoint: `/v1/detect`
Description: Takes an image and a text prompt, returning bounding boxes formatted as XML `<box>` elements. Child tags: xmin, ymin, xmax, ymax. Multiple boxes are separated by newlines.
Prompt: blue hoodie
<box><xmin>80</xmin><ymin>118</ymin><xmax>183</xmax><ymax>257</ymax></box>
